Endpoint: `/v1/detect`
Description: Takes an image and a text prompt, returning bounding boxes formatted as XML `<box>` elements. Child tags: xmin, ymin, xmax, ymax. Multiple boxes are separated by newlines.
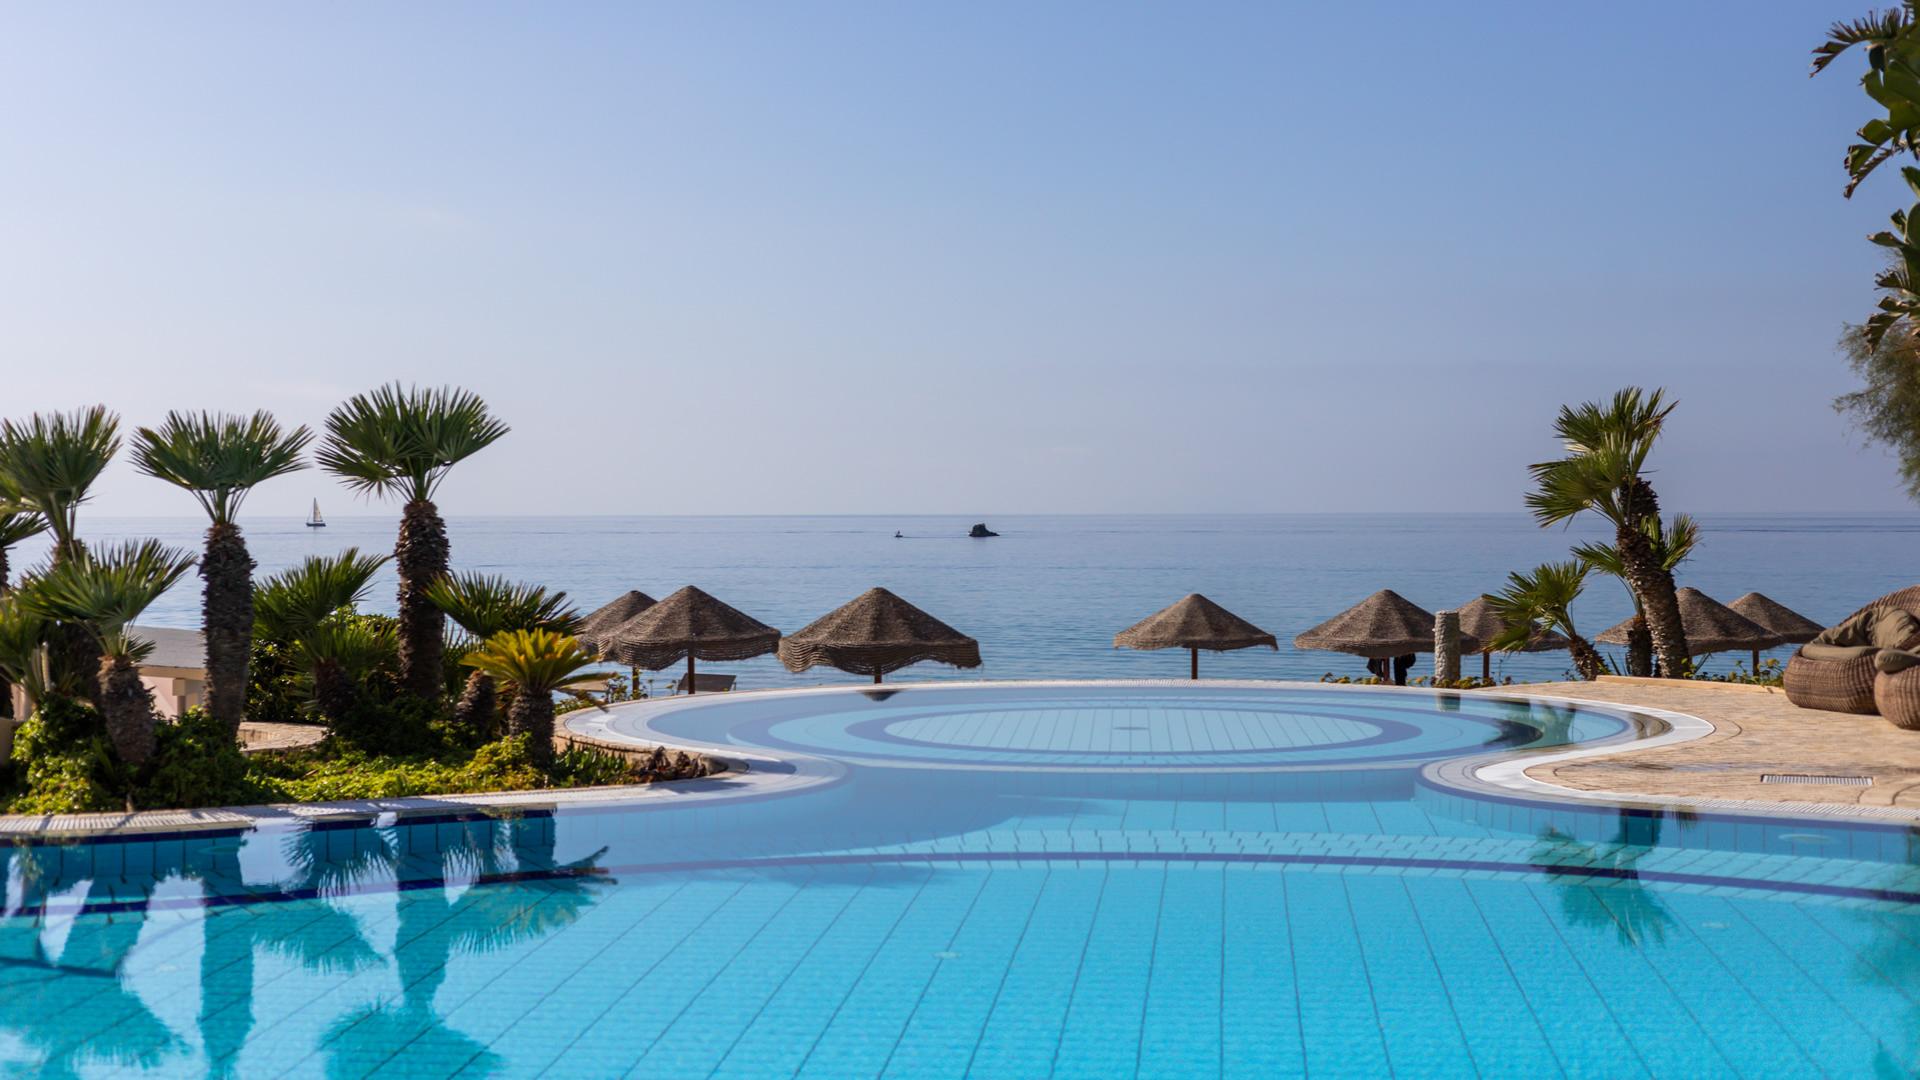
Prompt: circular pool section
<box><xmin>600</xmin><ymin>682</ymin><xmax>1635</xmax><ymax>771</ymax></box>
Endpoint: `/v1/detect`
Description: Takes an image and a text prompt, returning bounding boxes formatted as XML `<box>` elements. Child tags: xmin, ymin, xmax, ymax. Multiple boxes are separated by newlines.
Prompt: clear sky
<box><xmin>0</xmin><ymin>2</ymin><xmax>1908</xmax><ymax>517</ymax></box>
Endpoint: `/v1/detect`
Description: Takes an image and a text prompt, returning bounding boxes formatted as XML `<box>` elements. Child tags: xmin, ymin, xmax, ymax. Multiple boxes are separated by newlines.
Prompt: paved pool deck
<box><xmin>1513</xmin><ymin>677</ymin><xmax>1920</xmax><ymax>814</ymax></box>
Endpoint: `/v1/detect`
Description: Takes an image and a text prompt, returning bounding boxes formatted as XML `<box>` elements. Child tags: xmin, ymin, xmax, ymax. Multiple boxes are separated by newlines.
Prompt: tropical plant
<box><xmin>25</xmin><ymin>540</ymin><xmax>196</xmax><ymax>767</ymax></box>
<box><xmin>1572</xmin><ymin>513</ymin><xmax>1699</xmax><ymax>677</ymax></box>
<box><xmin>132</xmin><ymin>411</ymin><xmax>312</xmax><ymax>738</ymax></box>
<box><xmin>0</xmin><ymin>406</ymin><xmax>122</xmax><ymax>698</ymax></box>
<box><xmin>290</xmin><ymin>616</ymin><xmax>397</xmax><ymax>736</ymax></box>
<box><xmin>318</xmin><ymin>385</ymin><xmax>508</xmax><ymax>701</ymax></box>
<box><xmin>461</xmin><ymin>629</ymin><xmax>601</xmax><ymax>769</ymax></box>
<box><xmin>0</xmin><ymin>593</ymin><xmax>57</xmax><ymax>714</ymax></box>
<box><xmin>0</xmin><ymin>503</ymin><xmax>47</xmax><ymax>719</ymax></box>
<box><xmin>253</xmin><ymin>548</ymin><xmax>390</xmax><ymax>644</ymax></box>
<box><xmin>1526</xmin><ymin>388</ymin><xmax>1690</xmax><ymax>677</ymax></box>
<box><xmin>1812</xmin><ymin>5</ymin><xmax>1920</xmax><ymax>195</ymax></box>
<box><xmin>426</xmin><ymin>573</ymin><xmax>578</xmax><ymax>741</ymax></box>
<box><xmin>1483</xmin><ymin>561</ymin><xmax>1608</xmax><ymax>681</ymax></box>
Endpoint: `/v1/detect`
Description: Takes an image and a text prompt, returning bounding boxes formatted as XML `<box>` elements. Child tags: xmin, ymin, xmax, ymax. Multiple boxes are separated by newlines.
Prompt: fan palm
<box><xmin>25</xmin><ymin>540</ymin><xmax>196</xmax><ymax>767</ymax></box>
<box><xmin>0</xmin><ymin>504</ymin><xmax>47</xmax><ymax>720</ymax></box>
<box><xmin>1526</xmin><ymin>388</ymin><xmax>1690</xmax><ymax>677</ymax></box>
<box><xmin>291</xmin><ymin>617</ymin><xmax>397</xmax><ymax>731</ymax></box>
<box><xmin>253</xmin><ymin>548</ymin><xmax>390</xmax><ymax>644</ymax></box>
<box><xmin>1483</xmin><ymin>561</ymin><xmax>1607</xmax><ymax>681</ymax></box>
<box><xmin>0</xmin><ymin>407</ymin><xmax>121</xmax><ymax>700</ymax></box>
<box><xmin>1572</xmin><ymin>513</ymin><xmax>1699</xmax><ymax>677</ymax></box>
<box><xmin>462</xmin><ymin>629</ymin><xmax>601</xmax><ymax>768</ymax></box>
<box><xmin>318</xmin><ymin>385</ymin><xmax>508</xmax><ymax>701</ymax></box>
<box><xmin>427</xmin><ymin>573</ymin><xmax>578</xmax><ymax>740</ymax></box>
<box><xmin>0</xmin><ymin>593</ymin><xmax>59</xmax><ymax>714</ymax></box>
<box><xmin>132</xmin><ymin>411</ymin><xmax>312</xmax><ymax>738</ymax></box>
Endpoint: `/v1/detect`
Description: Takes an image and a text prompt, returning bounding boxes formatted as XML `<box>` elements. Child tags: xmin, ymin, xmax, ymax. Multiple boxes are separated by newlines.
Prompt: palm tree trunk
<box><xmin>202</xmin><ymin>521</ymin><xmax>254</xmax><ymax>738</ymax></box>
<box><xmin>1625</xmin><ymin>613</ymin><xmax>1653</xmax><ymax>678</ymax></box>
<box><xmin>1614</xmin><ymin>509</ymin><xmax>1690</xmax><ymax>676</ymax></box>
<box><xmin>1566</xmin><ymin>634</ymin><xmax>1608</xmax><ymax>681</ymax></box>
<box><xmin>455</xmin><ymin>670</ymin><xmax>497</xmax><ymax>741</ymax></box>
<box><xmin>508</xmin><ymin>689</ymin><xmax>555</xmax><ymax>769</ymax></box>
<box><xmin>312</xmin><ymin>659</ymin><xmax>355</xmax><ymax>730</ymax></box>
<box><xmin>395</xmin><ymin>499</ymin><xmax>449</xmax><ymax>701</ymax></box>
<box><xmin>100</xmin><ymin>653</ymin><xmax>158</xmax><ymax>767</ymax></box>
<box><xmin>49</xmin><ymin>542</ymin><xmax>102</xmax><ymax>704</ymax></box>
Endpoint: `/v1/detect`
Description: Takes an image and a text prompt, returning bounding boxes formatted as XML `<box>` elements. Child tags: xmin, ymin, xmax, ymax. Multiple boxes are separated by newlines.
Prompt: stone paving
<box><xmin>1517</xmin><ymin>677</ymin><xmax>1920</xmax><ymax>811</ymax></box>
<box><xmin>236</xmin><ymin>721</ymin><xmax>326</xmax><ymax>754</ymax></box>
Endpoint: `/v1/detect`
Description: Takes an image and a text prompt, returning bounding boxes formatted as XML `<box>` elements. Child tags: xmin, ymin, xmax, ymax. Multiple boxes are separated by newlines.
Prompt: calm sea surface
<box><xmin>18</xmin><ymin>513</ymin><xmax>1918</xmax><ymax>686</ymax></box>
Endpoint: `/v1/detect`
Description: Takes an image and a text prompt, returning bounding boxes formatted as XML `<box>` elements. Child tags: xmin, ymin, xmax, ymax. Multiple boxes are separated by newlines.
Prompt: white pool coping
<box><xmin>7</xmin><ymin>678</ymin><xmax>1910</xmax><ymax>838</ymax></box>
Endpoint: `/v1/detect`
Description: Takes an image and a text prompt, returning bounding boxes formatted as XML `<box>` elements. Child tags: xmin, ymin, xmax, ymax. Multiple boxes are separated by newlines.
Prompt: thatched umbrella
<box><xmin>1114</xmin><ymin>593</ymin><xmax>1277</xmax><ymax>679</ymax></box>
<box><xmin>1294</xmin><ymin>589</ymin><xmax>1478</xmax><ymax>684</ymax></box>
<box><xmin>1727</xmin><ymin>592</ymin><xmax>1824</xmax><ymax>672</ymax></box>
<box><xmin>1596</xmin><ymin>587</ymin><xmax>1782</xmax><ymax>667</ymax></box>
<box><xmin>605</xmin><ymin>586</ymin><xmax>780</xmax><ymax>694</ymax></box>
<box><xmin>779</xmin><ymin>587</ymin><xmax>981</xmax><ymax>684</ymax></box>
<box><xmin>572</xmin><ymin>590</ymin><xmax>658</xmax><ymax>691</ymax></box>
<box><xmin>1456</xmin><ymin>595</ymin><xmax>1569</xmax><ymax>681</ymax></box>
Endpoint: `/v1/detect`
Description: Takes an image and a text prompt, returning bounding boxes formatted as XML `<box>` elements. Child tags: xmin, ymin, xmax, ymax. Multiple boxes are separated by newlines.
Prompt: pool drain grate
<box><xmin>1760</xmin><ymin>773</ymin><xmax>1872</xmax><ymax>787</ymax></box>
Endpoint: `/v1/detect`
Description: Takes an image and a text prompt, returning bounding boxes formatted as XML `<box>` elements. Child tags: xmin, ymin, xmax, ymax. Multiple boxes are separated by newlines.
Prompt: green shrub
<box><xmin>325</xmin><ymin>684</ymin><xmax>450</xmax><ymax>758</ymax></box>
<box><xmin>550</xmin><ymin>744</ymin><xmax>638</xmax><ymax>787</ymax></box>
<box><xmin>138</xmin><ymin>707</ymin><xmax>280</xmax><ymax>810</ymax></box>
<box><xmin>7</xmin><ymin>697</ymin><xmax>123</xmax><ymax>814</ymax></box>
<box><xmin>245</xmin><ymin>637</ymin><xmax>308</xmax><ymax>727</ymax></box>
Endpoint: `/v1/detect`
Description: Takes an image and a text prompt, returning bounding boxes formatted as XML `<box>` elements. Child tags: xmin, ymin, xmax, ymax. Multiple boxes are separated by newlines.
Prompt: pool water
<box><xmin>6</xmin><ymin>684</ymin><xmax>1920</xmax><ymax>1078</ymax></box>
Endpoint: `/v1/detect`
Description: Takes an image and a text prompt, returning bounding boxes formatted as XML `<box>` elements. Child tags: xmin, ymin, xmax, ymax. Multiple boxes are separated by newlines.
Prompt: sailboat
<box><xmin>306</xmin><ymin>499</ymin><xmax>326</xmax><ymax>528</ymax></box>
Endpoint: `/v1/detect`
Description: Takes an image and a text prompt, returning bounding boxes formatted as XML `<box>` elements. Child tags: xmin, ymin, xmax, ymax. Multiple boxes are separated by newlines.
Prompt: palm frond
<box><xmin>1483</xmin><ymin>561</ymin><xmax>1588</xmax><ymax>651</ymax></box>
<box><xmin>23</xmin><ymin>539</ymin><xmax>195</xmax><ymax>654</ymax></box>
<box><xmin>0</xmin><ymin>406</ymin><xmax>120</xmax><ymax>552</ymax></box>
<box><xmin>131</xmin><ymin>410</ymin><xmax>312</xmax><ymax>522</ymax></box>
<box><xmin>317</xmin><ymin>384</ymin><xmax>509</xmax><ymax>503</ymax></box>
<box><xmin>426</xmin><ymin>573</ymin><xmax>578</xmax><ymax>640</ymax></box>
<box><xmin>292</xmin><ymin>616</ymin><xmax>397</xmax><ymax>677</ymax></box>
<box><xmin>254</xmin><ymin>548</ymin><xmax>390</xmax><ymax>642</ymax></box>
<box><xmin>463</xmin><ymin>628</ymin><xmax>598</xmax><ymax>695</ymax></box>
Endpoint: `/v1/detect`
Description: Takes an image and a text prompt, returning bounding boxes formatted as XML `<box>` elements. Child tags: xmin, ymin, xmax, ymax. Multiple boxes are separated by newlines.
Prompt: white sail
<box><xmin>307</xmin><ymin>499</ymin><xmax>326</xmax><ymax>527</ymax></box>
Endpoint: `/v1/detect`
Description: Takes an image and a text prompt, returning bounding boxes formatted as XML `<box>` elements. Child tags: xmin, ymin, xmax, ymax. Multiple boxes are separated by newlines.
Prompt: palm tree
<box><xmin>132</xmin><ymin>411</ymin><xmax>312</xmax><ymax>739</ymax></box>
<box><xmin>1526</xmin><ymin>388</ymin><xmax>1691</xmax><ymax>677</ymax></box>
<box><xmin>0</xmin><ymin>504</ymin><xmax>47</xmax><ymax>720</ymax></box>
<box><xmin>253</xmin><ymin>548</ymin><xmax>390</xmax><ymax>644</ymax></box>
<box><xmin>462</xmin><ymin>629</ymin><xmax>601</xmax><ymax>769</ymax></box>
<box><xmin>426</xmin><ymin>574</ymin><xmax>578</xmax><ymax>741</ymax></box>
<box><xmin>318</xmin><ymin>385</ymin><xmax>508</xmax><ymax>701</ymax></box>
<box><xmin>1483</xmin><ymin>561</ymin><xmax>1608</xmax><ymax>681</ymax></box>
<box><xmin>26</xmin><ymin>540</ymin><xmax>196</xmax><ymax>767</ymax></box>
<box><xmin>1572</xmin><ymin>513</ymin><xmax>1699</xmax><ymax>677</ymax></box>
<box><xmin>292</xmin><ymin>617</ymin><xmax>397</xmax><ymax>733</ymax></box>
<box><xmin>0</xmin><ymin>407</ymin><xmax>121</xmax><ymax>699</ymax></box>
<box><xmin>0</xmin><ymin>593</ymin><xmax>58</xmax><ymax>715</ymax></box>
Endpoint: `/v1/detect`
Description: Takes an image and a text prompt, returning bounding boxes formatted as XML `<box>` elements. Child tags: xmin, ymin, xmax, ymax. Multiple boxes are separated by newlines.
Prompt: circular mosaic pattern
<box><xmin>638</xmin><ymin>685</ymin><xmax>1633</xmax><ymax>771</ymax></box>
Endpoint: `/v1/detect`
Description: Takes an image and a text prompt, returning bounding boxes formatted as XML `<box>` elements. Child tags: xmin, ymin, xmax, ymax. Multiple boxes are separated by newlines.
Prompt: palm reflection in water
<box><xmin>0</xmin><ymin>813</ymin><xmax>609</xmax><ymax>1077</ymax></box>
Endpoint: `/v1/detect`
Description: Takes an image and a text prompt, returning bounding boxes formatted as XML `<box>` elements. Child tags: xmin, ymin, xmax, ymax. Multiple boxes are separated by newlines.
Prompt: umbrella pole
<box><xmin>1751</xmin><ymin>648</ymin><xmax>1760</xmax><ymax>675</ymax></box>
<box><xmin>1482</xmin><ymin>652</ymin><xmax>1491</xmax><ymax>682</ymax></box>
<box><xmin>1190</xmin><ymin>647</ymin><xmax>1199</xmax><ymax>680</ymax></box>
<box><xmin>687</xmin><ymin>653</ymin><xmax>697</xmax><ymax>695</ymax></box>
<box><xmin>874</xmin><ymin>670</ymin><xmax>883</xmax><ymax>685</ymax></box>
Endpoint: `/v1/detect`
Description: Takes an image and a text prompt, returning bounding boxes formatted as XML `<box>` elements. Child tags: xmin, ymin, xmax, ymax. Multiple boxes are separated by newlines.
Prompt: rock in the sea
<box><xmin>968</xmin><ymin>522</ymin><xmax>999</xmax><ymax>538</ymax></box>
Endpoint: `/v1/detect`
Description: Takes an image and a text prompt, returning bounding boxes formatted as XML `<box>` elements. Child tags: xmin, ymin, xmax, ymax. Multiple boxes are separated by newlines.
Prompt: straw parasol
<box><xmin>1114</xmin><ymin>593</ymin><xmax>1277</xmax><ymax>679</ymax></box>
<box><xmin>779</xmin><ymin>587</ymin><xmax>981</xmax><ymax>684</ymax></box>
<box><xmin>1727</xmin><ymin>591</ymin><xmax>1824</xmax><ymax>672</ymax></box>
<box><xmin>1595</xmin><ymin>587</ymin><xmax>1782</xmax><ymax>664</ymax></box>
<box><xmin>605</xmin><ymin>586</ymin><xmax>780</xmax><ymax>693</ymax></box>
<box><xmin>1455</xmin><ymin>595</ymin><xmax>1568</xmax><ymax>681</ymax></box>
<box><xmin>573</xmin><ymin>590</ymin><xmax>657</xmax><ymax>656</ymax></box>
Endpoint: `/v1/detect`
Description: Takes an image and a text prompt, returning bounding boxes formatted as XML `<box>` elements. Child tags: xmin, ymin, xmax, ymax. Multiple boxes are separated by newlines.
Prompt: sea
<box><xmin>13</xmin><ymin>513</ymin><xmax>1917</xmax><ymax>688</ymax></box>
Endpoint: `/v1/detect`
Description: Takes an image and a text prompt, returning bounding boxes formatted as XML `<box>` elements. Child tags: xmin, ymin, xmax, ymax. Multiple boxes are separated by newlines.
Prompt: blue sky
<box><xmin>0</xmin><ymin>2</ymin><xmax>1906</xmax><ymax>516</ymax></box>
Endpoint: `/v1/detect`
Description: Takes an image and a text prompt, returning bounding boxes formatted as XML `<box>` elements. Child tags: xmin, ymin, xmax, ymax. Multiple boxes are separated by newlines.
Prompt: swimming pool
<box><xmin>6</xmin><ymin>682</ymin><xmax>1920</xmax><ymax>1077</ymax></box>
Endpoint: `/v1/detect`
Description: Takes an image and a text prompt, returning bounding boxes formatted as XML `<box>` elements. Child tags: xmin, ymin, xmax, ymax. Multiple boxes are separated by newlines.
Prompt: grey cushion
<box><xmin>1801</xmin><ymin>643</ymin><xmax>1880</xmax><ymax>662</ymax></box>
<box><xmin>1814</xmin><ymin>608</ymin><xmax>1880</xmax><ymax>648</ymax></box>
<box><xmin>1879</xmin><ymin>648</ymin><xmax>1920</xmax><ymax>675</ymax></box>
<box><xmin>1876</xmin><ymin>608</ymin><xmax>1920</xmax><ymax>650</ymax></box>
